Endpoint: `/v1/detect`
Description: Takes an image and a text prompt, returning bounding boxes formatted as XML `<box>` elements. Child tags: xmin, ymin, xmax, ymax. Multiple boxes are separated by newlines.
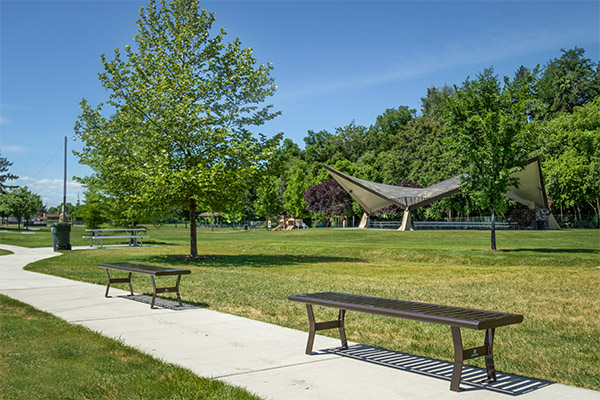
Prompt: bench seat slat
<box><xmin>99</xmin><ymin>262</ymin><xmax>190</xmax><ymax>309</ymax></box>
<box><xmin>83</xmin><ymin>235</ymin><xmax>150</xmax><ymax>239</ymax></box>
<box><xmin>288</xmin><ymin>292</ymin><xmax>523</xmax><ymax>330</ymax></box>
<box><xmin>98</xmin><ymin>262</ymin><xmax>191</xmax><ymax>276</ymax></box>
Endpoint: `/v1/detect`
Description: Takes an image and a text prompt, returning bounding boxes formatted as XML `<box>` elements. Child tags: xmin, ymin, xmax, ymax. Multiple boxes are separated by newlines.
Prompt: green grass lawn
<box><xmin>0</xmin><ymin>294</ymin><xmax>261</xmax><ymax>400</ymax></box>
<box><xmin>3</xmin><ymin>225</ymin><xmax>600</xmax><ymax>390</ymax></box>
<box><xmin>0</xmin><ymin>225</ymin><xmax>91</xmax><ymax>248</ymax></box>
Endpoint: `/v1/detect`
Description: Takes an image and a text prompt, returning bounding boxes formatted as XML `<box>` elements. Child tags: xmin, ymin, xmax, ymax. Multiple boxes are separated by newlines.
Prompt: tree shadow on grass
<box><xmin>147</xmin><ymin>253</ymin><xmax>364</xmax><ymax>268</ymax></box>
<box><xmin>143</xmin><ymin>240</ymin><xmax>180</xmax><ymax>246</ymax></box>
<box><xmin>502</xmin><ymin>248</ymin><xmax>599</xmax><ymax>254</ymax></box>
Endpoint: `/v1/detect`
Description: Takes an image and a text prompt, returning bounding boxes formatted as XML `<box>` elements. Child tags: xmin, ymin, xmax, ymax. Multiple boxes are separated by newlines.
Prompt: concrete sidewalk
<box><xmin>0</xmin><ymin>244</ymin><xmax>598</xmax><ymax>400</ymax></box>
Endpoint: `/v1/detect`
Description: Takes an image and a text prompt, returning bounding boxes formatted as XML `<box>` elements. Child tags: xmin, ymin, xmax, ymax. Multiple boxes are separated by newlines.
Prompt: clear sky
<box><xmin>1</xmin><ymin>0</ymin><xmax>598</xmax><ymax>207</ymax></box>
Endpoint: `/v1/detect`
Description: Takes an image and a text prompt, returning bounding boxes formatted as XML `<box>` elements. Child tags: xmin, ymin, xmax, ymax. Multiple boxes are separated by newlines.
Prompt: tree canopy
<box><xmin>74</xmin><ymin>0</ymin><xmax>282</xmax><ymax>256</ymax></box>
<box><xmin>71</xmin><ymin>42</ymin><xmax>598</xmax><ymax>231</ymax></box>
<box><xmin>536</xmin><ymin>47</ymin><xmax>600</xmax><ymax>119</ymax></box>
<box><xmin>445</xmin><ymin>68</ymin><xmax>531</xmax><ymax>249</ymax></box>
<box><xmin>252</xmin><ymin>48</ymin><xmax>597</xmax><ymax>231</ymax></box>
<box><xmin>0</xmin><ymin>152</ymin><xmax>18</xmax><ymax>194</ymax></box>
<box><xmin>3</xmin><ymin>186</ymin><xmax>42</xmax><ymax>230</ymax></box>
<box><xmin>304</xmin><ymin>178</ymin><xmax>352</xmax><ymax>219</ymax></box>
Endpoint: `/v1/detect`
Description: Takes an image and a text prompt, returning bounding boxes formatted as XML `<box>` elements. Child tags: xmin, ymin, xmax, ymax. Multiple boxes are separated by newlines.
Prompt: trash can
<box><xmin>51</xmin><ymin>222</ymin><xmax>72</xmax><ymax>251</ymax></box>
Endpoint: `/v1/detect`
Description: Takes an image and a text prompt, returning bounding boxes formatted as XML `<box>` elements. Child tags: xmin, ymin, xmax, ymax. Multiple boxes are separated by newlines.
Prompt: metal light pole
<box><xmin>61</xmin><ymin>135</ymin><xmax>67</xmax><ymax>222</ymax></box>
<box><xmin>52</xmin><ymin>135</ymin><xmax>72</xmax><ymax>250</ymax></box>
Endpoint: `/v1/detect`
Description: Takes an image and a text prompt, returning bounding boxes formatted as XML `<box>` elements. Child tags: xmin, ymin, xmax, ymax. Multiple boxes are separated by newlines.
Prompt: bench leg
<box><xmin>128</xmin><ymin>273</ymin><xmax>133</xmax><ymax>295</ymax></box>
<box><xmin>306</xmin><ymin>305</ymin><xmax>317</xmax><ymax>355</ymax></box>
<box><xmin>484</xmin><ymin>328</ymin><xmax>496</xmax><ymax>383</ymax></box>
<box><xmin>338</xmin><ymin>309</ymin><xmax>348</xmax><ymax>350</ymax></box>
<box><xmin>175</xmin><ymin>274</ymin><xmax>182</xmax><ymax>306</ymax></box>
<box><xmin>451</xmin><ymin>326</ymin><xmax>497</xmax><ymax>391</ymax></box>
<box><xmin>104</xmin><ymin>270</ymin><xmax>133</xmax><ymax>298</ymax></box>
<box><xmin>150</xmin><ymin>276</ymin><xmax>158</xmax><ymax>309</ymax></box>
<box><xmin>304</xmin><ymin>305</ymin><xmax>348</xmax><ymax>355</ymax></box>
<box><xmin>104</xmin><ymin>269</ymin><xmax>110</xmax><ymax>297</ymax></box>
<box><xmin>451</xmin><ymin>326</ymin><xmax>464</xmax><ymax>392</ymax></box>
<box><xmin>149</xmin><ymin>275</ymin><xmax>183</xmax><ymax>309</ymax></box>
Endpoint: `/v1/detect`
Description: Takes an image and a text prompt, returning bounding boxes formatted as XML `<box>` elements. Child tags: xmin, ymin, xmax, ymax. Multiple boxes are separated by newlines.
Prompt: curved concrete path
<box><xmin>1</xmin><ymin>244</ymin><xmax>598</xmax><ymax>400</ymax></box>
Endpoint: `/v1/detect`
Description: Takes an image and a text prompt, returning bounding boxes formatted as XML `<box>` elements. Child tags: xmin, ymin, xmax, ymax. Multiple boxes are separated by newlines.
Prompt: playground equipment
<box><xmin>272</xmin><ymin>216</ymin><xmax>308</xmax><ymax>231</ymax></box>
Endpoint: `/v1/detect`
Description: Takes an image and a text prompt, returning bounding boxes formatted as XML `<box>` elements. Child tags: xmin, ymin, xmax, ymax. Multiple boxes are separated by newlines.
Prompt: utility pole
<box><xmin>61</xmin><ymin>135</ymin><xmax>67</xmax><ymax>222</ymax></box>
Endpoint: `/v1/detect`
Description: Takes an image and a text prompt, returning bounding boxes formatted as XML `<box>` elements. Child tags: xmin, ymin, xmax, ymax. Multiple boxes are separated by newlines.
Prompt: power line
<box><xmin>31</xmin><ymin>142</ymin><xmax>64</xmax><ymax>179</ymax></box>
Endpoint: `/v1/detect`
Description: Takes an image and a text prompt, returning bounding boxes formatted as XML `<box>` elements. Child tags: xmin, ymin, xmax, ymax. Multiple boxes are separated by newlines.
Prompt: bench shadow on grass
<box><xmin>147</xmin><ymin>254</ymin><xmax>364</xmax><ymax>268</ymax></box>
<box><xmin>322</xmin><ymin>344</ymin><xmax>552</xmax><ymax>396</ymax></box>
<box><xmin>120</xmin><ymin>294</ymin><xmax>209</xmax><ymax>310</ymax></box>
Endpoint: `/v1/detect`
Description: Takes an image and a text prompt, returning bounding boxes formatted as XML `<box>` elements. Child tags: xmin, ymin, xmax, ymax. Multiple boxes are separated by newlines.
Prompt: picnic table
<box><xmin>83</xmin><ymin>228</ymin><xmax>149</xmax><ymax>247</ymax></box>
<box><xmin>289</xmin><ymin>292</ymin><xmax>523</xmax><ymax>392</ymax></box>
<box><xmin>99</xmin><ymin>262</ymin><xmax>191</xmax><ymax>309</ymax></box>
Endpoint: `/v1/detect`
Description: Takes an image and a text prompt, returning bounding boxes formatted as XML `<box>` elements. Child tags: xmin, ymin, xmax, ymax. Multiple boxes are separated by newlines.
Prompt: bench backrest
<box><xmin>289</xmin><ymin>292</ymin><xmax>523</xmax><ymax>330</ymax></box>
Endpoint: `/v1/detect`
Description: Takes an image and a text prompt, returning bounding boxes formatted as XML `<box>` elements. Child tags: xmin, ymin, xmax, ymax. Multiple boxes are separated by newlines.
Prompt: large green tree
<box><xmin>254</xmin><ymin>176</ymin><xmax>283</xmax><ymax>220</ymax></box>
<box><xmin>0</xmin><ymin>152</ymin><xmax>18</xmax><ymax>194</ymax></box>
<box><xmin>282</xmin><ymin>159</ymin><xmax>311</xmax><ymax>216</ymax></box>
<box><xmin>4</xmin><ymin>186</ymin><xmax>43</xmax><ymax>230</ymax></box>
<box><xmin>78</xmin><ymin>187</ymin><xmax>111</xmax><ymax>229</ymax></box>
<box><xmin>539</xmin><ymin>97</ymin><xmax>600</xmax><ymax>218</ymax></box>
<box><xmin>446</xmin><ymin>68</ymin><xmax>531</xmax><ymax>250</ymax></box>
<box><xmin>75</xmin><ymin>0</ymin><xmax>281</xmax><ymax>257</ymax></box>
<box><xmin>535</xmin><ymin>47</ymin><xmax>600</xmax><ymax>119</ymax></box>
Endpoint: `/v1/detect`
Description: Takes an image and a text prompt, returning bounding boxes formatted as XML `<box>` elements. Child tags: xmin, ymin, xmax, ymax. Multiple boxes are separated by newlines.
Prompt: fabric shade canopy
<box><xmin>505</xmin><ymin>156</ymin><xmax>548</xmax><ymax>209</ymax></box>
<box><xmin>198</xmin><ymin>212</ymin><xmax>221</xmax><ymax>217</ymax></box>
<box><xmin>325</xmin><ymin>156</ymin><xmax>551</xmax><ymax>214</ymax></box>
<box><xmin>324</xmin><ymin>165</ymin><xmax>463</xmax><ymax>213</ymax></box>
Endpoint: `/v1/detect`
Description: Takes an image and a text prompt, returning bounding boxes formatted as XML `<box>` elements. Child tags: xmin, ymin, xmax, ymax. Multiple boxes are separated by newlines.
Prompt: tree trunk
<box><xmin>490</xmin><ymin>207</ymin><xmax>497</xmax><ymax>251</ymax></box>
<box><xmin>586</xmin><ymin>200</ymin><xmax>598</xmax><ymax>217</ymax></box>
<box><xmin>560</xmin><ymin>204</ymin><xmax>563</xmax><ymax>221</ymax></box>
<box><xmin>189</xmin><ymin>198</ymin><xmax>198</xmax><ymax>258</ymax></box>
<box><xmin>597</xmin><ymin>197</ymin><xmax>600</xmax><ymax>228</ymax></box>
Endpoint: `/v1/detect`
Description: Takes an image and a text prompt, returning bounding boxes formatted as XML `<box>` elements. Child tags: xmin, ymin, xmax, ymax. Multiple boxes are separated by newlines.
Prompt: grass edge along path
<box><xmin>0</xmin><ymin>294</ymin><xmax>262</xmax><ymax>400</ymax></box>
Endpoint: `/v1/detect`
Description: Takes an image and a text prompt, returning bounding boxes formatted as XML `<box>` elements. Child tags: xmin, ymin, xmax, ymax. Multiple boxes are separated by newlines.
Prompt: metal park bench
<box><xmin>99</xmin><ymin>262</ymin><xmax>191</xmax><ymax>309</ymax></box>
<box><xmin>288</xmin><ymin>292</ymin><xmax>523</xmax><ymax>392</ymax></box>
<box><xmin>412</xmin><ymin>221</ymin><xmax>515</xmax><ymax>230</ymax></box>
<box><xmin>368</xmin><ymin>220</ymin><xmax>516</xmax><ymax>230</ymax></box>
<box><xmin>83</xmin><ymin>228</ymin><xmax>149</xmax><ymax>247</ymax></box>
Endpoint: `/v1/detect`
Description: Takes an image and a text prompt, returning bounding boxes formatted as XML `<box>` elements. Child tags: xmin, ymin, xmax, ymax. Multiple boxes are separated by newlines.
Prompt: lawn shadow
<box><xmin>147</xmin><ymin>253</ymin><xmax>364</xmax><ymax>268</ymax></box>
<box><xmin>322</xmin><ymin>344</ymin><xmax>552</xmax><ymax>396</ymax></box>
<box><xmin>503</xmin><ymin>248</ymin><xmax>599</xmax><ymax>254</ymax></box>
<box><xmin>121</xmin><ymin>294</ymin><xmax>209</xmax><ymax>310</ymax></box>
<box><xmin>143</xmin><ymin>240</ymin><xmax>180</xmax><ymax>246</ymax></box>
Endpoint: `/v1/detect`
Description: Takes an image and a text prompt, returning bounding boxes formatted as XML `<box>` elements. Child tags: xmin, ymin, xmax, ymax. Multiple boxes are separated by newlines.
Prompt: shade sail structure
<box><xmin>198</xmin><ymin>212</ymin><xmax>221</xmax><ymax>217</ymax></box>
<box><xmin>505</xmin><ymin>156</ymin><xmax>548</xmax><ymax>209</ymax></box>
<box><xmin>323</xmin><ymin>165</ymin><xmax>463</xmax><ymax>213</ymax></box>
<box><xmin>325</xmin><ymin>156</ymin><xmax>555</xmax><ymax>228</ymax></box>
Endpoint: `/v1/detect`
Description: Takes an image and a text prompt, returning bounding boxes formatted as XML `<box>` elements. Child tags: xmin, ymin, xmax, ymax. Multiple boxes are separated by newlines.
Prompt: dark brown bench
<box><xmin>288</xmin><ymin>292</ymin><xmax>523</xmax><ymax>392</ymax></box>
<box><xmin>99</xmin><ymin>262</ymin><xmax>191</xmax><ymax>309</ymax></box>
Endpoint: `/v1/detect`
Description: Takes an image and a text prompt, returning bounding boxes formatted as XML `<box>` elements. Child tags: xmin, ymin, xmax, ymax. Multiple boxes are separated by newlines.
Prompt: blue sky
<box><xmin>1</xmin><ymin>0</ymin><xmax>598</xmax><ymax>207</ymax></box>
